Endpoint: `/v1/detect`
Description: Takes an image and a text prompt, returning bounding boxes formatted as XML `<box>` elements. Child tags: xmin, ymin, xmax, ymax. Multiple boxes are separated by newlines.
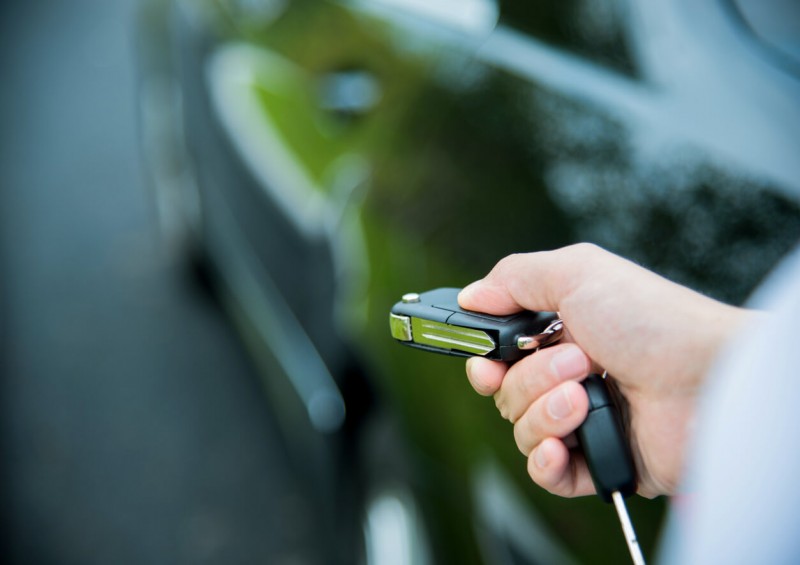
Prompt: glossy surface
<box><xmin>147</xmin><ymin>0</ymin><xmax>800</xmax><ymax>562</ymax></box>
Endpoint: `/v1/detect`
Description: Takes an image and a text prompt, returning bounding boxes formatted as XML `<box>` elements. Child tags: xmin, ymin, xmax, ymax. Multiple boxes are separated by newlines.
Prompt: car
<box><xmin>136</xmin><ymin>0</ymin><xmax>800</xmax><ymax>562</ymax></box>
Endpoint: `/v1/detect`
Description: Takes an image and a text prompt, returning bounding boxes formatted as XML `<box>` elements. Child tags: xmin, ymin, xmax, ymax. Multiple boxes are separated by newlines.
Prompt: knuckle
<box><xmin>514</xmin><ymin>430</ymin><xmax>529</xmax><ymax>456</ymax></box>
<box><xmin>516</xmin><ymin>369</ymin><xmax>537</xmax><ymax>406</ymax></box>
<box><xmin>526</xmin><ymin>452</ymin><xmax>560</xmax><ymax>495</ymax></box>
<box><xmin>496</xmin><ymin>397</ymin><xmax>515</xmax><ymax>423</ymax></box>
<box><xmin>513</xmin><ymin>412</ymin><xmax>538</xmax><ymax>456</ymax></box>
<box><xmin>514</xmin><ymin>353</ymin><xmax>557</xmax><ymax>404</ymax></box>
<box><xmin>567</xmin><ymin>242</ymin><xmax>601</xmax><ymax>258</ymax></box>
<box><xmin>526</xmin><ymin>451</ymin><xmax>543</xmax><ymax>480</ymax></box>
<box><xmin>494</xmin><ymin>252</ymin><xmax>528</xmax><ymax>277</ymax></box>
<box><xmin>494</xmin><ymin>394</ymin><xmax>505</xmax><ymax>415</ymax></box>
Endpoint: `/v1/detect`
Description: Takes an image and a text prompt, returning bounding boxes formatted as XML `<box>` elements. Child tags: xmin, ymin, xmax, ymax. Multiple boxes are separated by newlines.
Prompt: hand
<box><xmin>459</xmin><ymin>243</ymin><xmax>750</xmax><ymax>498</ymax></box>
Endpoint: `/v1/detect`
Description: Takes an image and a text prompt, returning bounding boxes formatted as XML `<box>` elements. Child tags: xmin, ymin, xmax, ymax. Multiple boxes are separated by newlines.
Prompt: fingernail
<box><xmin>534</xmin><ymin>445</ymin><xmax>548</xmax><ymax>469</ymax></box>
<box><xmin>547</xmin><ymin>388</ymin><xmax>573</xmax><ymax>420</ymax></box>
<box><xmin>465</xmin><ymin>356</ymin><xmax>474</xmax><ymax>377</ymax></box>
<box><xmin>550</xmin><ymin>348</ymin><xmax>587</xmax><ymax>380</ymax></box>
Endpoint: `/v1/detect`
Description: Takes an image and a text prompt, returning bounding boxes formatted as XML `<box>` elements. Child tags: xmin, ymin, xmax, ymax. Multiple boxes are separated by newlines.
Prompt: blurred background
<box><xmin>0</xmin><ymin>1</ymin><xmax>324</xmax><ymax>563</ymax></box>
<box><xmin>1</xmin><ymin>1</ymin><xmax>799</xmax><ymax>564</ymax></box>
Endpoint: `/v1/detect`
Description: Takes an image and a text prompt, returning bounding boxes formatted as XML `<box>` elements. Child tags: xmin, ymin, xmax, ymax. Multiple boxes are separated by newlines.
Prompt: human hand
<box><xmin>459</xmin><ymin>243</ymin><xmax>750</xmax><ymax>498</ymax></box>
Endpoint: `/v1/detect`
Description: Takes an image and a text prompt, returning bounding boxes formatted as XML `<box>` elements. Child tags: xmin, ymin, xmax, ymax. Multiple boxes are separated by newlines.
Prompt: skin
<box><xmin>459</xmin><ymin>243</ymin><xmax>752</xmax><ymax>499</ymax></box>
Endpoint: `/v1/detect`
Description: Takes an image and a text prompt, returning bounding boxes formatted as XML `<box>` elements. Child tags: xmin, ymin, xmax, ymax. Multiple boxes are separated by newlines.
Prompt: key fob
<box><xmin>389</xmin><ymin>288</ymin><xmax>562</xmax><ymax>362</ymax></box>
<box><xmin>389</xmin><ymin>288</ymin><xmax>637</xmax><ymax>501</ymax></box>
<box><xmin>578</xmin><ymin>374</ymin><xmax>637</xmax><ymax>501</ymax></box>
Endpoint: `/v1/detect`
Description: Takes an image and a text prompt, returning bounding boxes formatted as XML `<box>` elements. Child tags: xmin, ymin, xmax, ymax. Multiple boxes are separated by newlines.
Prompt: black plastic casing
<box><xmin>576</xmin><ymin>374</ymin><xmax>638</xmax><ymax>502</ymax></box>
<box><xmin>390</xmin><ymin>288</ymin><xmax>559</xmax><ymax>362</ymax></box>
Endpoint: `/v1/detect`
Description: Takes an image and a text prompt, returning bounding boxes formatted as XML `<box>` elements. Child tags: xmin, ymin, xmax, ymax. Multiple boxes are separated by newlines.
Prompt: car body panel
<box><xmin>137</xmin><ymin>0</ymin><xmax>800</xmax><ymax>562</ymax></box>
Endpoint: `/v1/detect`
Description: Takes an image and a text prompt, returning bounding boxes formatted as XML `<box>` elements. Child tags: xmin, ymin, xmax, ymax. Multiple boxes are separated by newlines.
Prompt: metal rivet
<box><xmin>401</xmin><ymin>293</ymin><xmax>421</xmax><ymax>304</ymax></box>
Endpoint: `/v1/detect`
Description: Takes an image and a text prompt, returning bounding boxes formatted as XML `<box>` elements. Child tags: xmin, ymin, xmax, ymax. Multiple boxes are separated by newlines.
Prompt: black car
<box><xmin>136</xmin><ymin>0</ymin><xmax>800</xmax><ymax>562</ymax></box>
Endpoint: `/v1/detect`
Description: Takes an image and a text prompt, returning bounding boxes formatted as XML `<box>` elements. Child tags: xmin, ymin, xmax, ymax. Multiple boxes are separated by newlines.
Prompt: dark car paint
<box><xmin>137</xmin><ymin>0</ymin><xmax>800</xmax><ymax>563</ymax></box>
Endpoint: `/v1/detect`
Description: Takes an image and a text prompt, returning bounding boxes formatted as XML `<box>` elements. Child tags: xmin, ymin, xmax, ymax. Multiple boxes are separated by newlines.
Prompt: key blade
<box><xmin>410</xmin><ymin>317</ymin><xmax>496</xmax><ymax>356</ymax></box>
<box><xmin>611</xmin><ymin>490</ymin><xmax>646</xmax><ymax>565</ymax></box>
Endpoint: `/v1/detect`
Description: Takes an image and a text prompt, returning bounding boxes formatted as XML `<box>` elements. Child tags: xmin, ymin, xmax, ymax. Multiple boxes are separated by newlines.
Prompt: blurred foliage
<box><xmin>500</xmin><ymin>0</ymin><xmax>638</xmax><ymax>76</ymax></box>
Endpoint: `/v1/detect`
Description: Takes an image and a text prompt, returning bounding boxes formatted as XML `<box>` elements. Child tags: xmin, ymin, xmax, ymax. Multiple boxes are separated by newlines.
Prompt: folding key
<box><xmin>389</xmin><ymin>288</ymin><xmax>562</xmax><ymax>362</ymax></box>
<box><xmin>390</xmin><ymin>288</ymin><xmax>646</xmax><ymax>564</ymax></box>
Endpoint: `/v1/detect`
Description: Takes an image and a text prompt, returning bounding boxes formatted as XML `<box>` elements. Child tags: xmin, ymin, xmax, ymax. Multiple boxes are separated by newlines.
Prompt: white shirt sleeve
<box><xmin>660</xmin><ymin>243</ymin><xmax>800</xmax><ymax>564</ymax></box>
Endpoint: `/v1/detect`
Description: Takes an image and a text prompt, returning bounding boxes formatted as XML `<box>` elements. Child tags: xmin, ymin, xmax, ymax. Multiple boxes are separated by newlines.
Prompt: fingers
<box><xmin>495</xmin><ymin>343</ymin><xmax>591</xmax><ymax>423</ymax></box>
<box><xmin>528</xmin><ymin>438</ymin><xmax>597</xmax><ymax>497</ymax></box>
<box><xmin>464</xmin><ymin>342</ymin><xmax>591</xmax><ymax>409</ymax></box>
<box><xmin>465</xmin><ymin>344</ymin><xmax>596</xmax><ymax>499</ymax></box>
<box><xmin>512</xmin><ymin>380</ymin><xmax>589</xmax><ymax>455</ymax></box>
<box><xmin>465</xmin><ymin>357</ymin><xmax>507</xmax><ymax>396</ymax></box>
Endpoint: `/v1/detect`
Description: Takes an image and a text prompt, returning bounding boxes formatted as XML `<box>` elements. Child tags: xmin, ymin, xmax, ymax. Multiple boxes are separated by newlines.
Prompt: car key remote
<box><xmin>389</xmin><ymin>288</ymin><xmax>564</xmax><ymax>362</ymax></box>
<box><xmin>390</xmin><ymin>288</ymin><xmax>645</xmax><ymax>565</ymax></box>
<box><xmin>579</xmin><ymin>373</ymin><xmax>644</xmax><ymax>565</ymax></box>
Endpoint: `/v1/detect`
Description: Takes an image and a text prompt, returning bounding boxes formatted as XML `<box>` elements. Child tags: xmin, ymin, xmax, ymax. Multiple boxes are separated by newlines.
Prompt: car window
<box><xmin>367</xmin><ymin>45</ymin><xmax>800</xmax><ymax>306</ymax></box>
<box><xmin>498</xmin><ymin>0</ymin><xmax>636</xmax><ymax>76</ymax></box>
<box><xmin>730</xmin><ymin>0</ymin><xmax>800</xmax><ymax>72</ymax></box>
<box><xmin>351</xmin><ymin>0</ymin><xmax>499</xmax><ymax>37</ymax></box>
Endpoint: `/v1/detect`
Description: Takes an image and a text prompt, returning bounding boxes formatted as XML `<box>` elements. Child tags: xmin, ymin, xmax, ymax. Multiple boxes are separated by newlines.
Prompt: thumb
<box><xmin>458</xmin><ymin>244</ymin><xmax>601</xmax><ymax>315</ymax></box>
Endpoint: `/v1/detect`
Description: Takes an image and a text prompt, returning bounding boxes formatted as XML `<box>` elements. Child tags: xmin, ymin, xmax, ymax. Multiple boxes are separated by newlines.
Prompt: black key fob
<box><xmin>578</xmin><ymin>374</ymin><xmax>637</xmax><ymax>501</ymax></box>
<box><xmin>389</xmin><ymin>288</ymin><xmax>637</xmax><ymax>501</ymax></box>
<box><xmin>389</xmin><ymin>288</ymin><xmax>562</xmax><ymax>362</ymax></box>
